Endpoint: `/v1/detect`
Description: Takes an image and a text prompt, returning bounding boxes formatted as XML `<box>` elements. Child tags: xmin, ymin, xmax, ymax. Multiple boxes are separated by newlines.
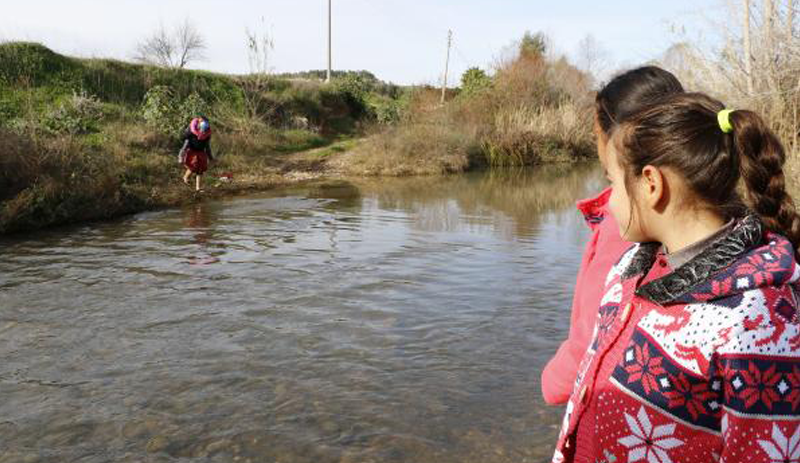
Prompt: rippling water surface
<box><xmin>0</xmin><ymin>165</ymin><xmax>604</xmax><ymax>463</ymax></box>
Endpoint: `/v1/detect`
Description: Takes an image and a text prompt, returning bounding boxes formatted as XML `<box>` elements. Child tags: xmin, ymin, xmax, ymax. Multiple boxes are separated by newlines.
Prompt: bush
<box><xmin>459</xmin><ymin>67</ymin><xmax>492</xmax><ymax>97</ymax></box>
<box><xmin>177</xmin><ymin>92</ymin><xmax>210</xmax><ymax>126</ymax></box>
<box><xmin>141</xmin><ymin>85</ymin><xmax>176</xmax><ymax>132</ymax></box>
<box><xmin>362</xmin><ymin>32</ymin><xmax>594</xmax><ymax>170</ymax></box>
<box><xmin>41</xmin><ymin>90</ymin><xmax>104</xmax><ymax>135</ymax></box>
<box><xmin>141</xmin><ymin>85</ymin><xmax>209</xmax><ymax>136</ymax></box>
<box><xmin>331</xmin><ymin>74</ymin><xmax>370</xmax><ymax>119</ymax></box>
<box><xmin>366</xmin><ymin>94</ymin><xmax>404</xmax><ymax>124</ymax></box>
<box><xmin>0</xmin><ymin>89</ymin><xmax>23</xmax><ymax>122</ymax></box>
<box><xmin>482</xmin><ymin>104</ymin><xmax>593</xmax><ymax>165</ymax></box>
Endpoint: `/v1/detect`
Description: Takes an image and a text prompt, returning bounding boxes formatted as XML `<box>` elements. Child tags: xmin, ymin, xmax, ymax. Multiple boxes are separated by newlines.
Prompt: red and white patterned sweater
<box><xmin>553</xmin><ymin>215</ymin><xmax>800</xmax><ymax>463</ymax></box>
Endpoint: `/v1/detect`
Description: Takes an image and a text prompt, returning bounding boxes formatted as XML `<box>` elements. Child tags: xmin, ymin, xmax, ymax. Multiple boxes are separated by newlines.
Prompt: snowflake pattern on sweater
<box><xmin>553</xmin><ymin>216</ymin><xmax>800</xmax><ymax>463</ymax></box>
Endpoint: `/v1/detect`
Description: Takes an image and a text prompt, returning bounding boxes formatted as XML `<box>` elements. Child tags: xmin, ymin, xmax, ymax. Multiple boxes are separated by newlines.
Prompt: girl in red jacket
<box><xmin>179</xmin><ymin>116</ymin><xmax>213</xmax><ymax>192</ymax></box>
<box><xmin>542</xmin><ymin>67</ymin><xmax>684</xmax><ymax>404</ymax></box>
<box><xmin>553</xmin><ymin>92</ymin><xmax>800</xmax><ymax>463</ymax></box>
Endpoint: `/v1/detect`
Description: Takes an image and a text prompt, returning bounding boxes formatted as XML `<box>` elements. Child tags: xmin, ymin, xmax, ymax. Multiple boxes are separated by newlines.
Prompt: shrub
<box><xmin>177</xmin><ymin>92</ymin><xmax>210</xmax><ymax>127</ymax></box>
<box><xmin>366</xmin><ymin>94</ymin><xmax>404</xmax><ymax>124</ymax></box>
<box><xmin>459</xmin><ymin>67</ymin><xmax>492</xmax><ymax>97</ymax></box>
<box><xmin>141</xmin><ymin>85</ymin><xmax>176</xmax><ymax>132</ymax></box>
<box><xmin>0</xmin><ymin>89</ymin><xmax>23</xmax><ymax>122</ymax></box>
<box><xmin>362</xmin><ymin>32</ymin><xmax>594</xmax><ymax>170</ymax></box>
<box><xmin>482</xmin><ymin>104</ymin><xmax>593</xmax><ymax>166</ymax></box>
<box><xmin>0</xmin><ymin>42</ymin><xmax>76</xmax><ymax>88</ymax></box>
<box><xmin>41</xmin><ymin>90</ymin><xmax>104</xmax><ymax>135</ymax></box>
<box><xmin>331</xmin><ymin>74</ymin><xmax>370</xmax><ymax>119</ymax></box>
<box><xmin>141</xmin><ymin>85</ymin><xmax>209</xmax><ymax>136</ymax></box>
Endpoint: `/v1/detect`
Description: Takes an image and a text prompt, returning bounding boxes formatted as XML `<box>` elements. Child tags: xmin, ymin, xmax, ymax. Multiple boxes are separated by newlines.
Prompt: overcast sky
<box><xmin>1</xmin><ymin>0</ymin><xmax>717</xmax><ymax>85</ymax></box>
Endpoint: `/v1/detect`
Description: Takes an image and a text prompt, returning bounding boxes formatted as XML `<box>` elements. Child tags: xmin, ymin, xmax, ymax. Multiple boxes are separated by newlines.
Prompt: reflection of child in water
<box><xmin>185</xmin><ymin>204</ymin><xmax>220</xmax><ymax>264</ymax></box>
<box><xmin>179</xmin><ymin>117</ymin><xmax>213</xmax><ymax>192</ymax></box>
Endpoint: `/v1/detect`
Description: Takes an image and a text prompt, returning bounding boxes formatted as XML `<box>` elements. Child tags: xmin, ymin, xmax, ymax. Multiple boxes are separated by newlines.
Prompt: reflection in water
<box><xmin>350</xmin><ymin>163</ymin><xmax>603</xmax><ymax>238</ymax></box>
<box><xmin>184</xmin><ymin>204</ymin><xmax>221</xmax><ymax>265</ymax></box>
<box><xmin>0</xmin><ymin>164</ymin><xmax>604</xmax><ymax>463</ymax></box>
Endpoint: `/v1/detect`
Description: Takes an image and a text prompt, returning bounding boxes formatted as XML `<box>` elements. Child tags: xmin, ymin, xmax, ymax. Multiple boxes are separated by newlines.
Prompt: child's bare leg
<box><xmin>196</xmin><ymin>174</ymin><xmax>202</xmax><ymax>191</ymax></box>
<box><xmin>183</xmin><ymin>169</ymin><xmax>192</xmax><ymax>184</ymax></box>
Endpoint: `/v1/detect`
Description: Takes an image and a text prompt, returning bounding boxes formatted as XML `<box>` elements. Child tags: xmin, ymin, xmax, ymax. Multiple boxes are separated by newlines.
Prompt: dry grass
<box><xmin>353</xmin><ymin>41</ymin><xmax>594</xmax><ymax>174</ymax></box>
<box><xmin>0</xmin><ymin>125</ymin><xmax>331</xmax><ymax>234</ymax></box>
<box><xmin>332</xmin><ymin>124</ymin><xmax>477</xmax><ymax>176</ymax></box>
<box><xmin>484</xmin><ymin>104</ymin><xmax>593</xmax><ymax>166</ymax></box>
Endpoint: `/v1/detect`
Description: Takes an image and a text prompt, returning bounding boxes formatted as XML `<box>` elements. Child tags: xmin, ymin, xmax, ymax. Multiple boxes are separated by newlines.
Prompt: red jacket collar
<box><xmin>576</xmin><ymin>187</ymin><xmax>612</xmax><ymax>231</ymax></box>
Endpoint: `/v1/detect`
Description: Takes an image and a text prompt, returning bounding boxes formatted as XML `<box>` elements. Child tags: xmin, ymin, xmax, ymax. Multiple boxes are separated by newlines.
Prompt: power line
<box><xmin>453</xmin><ymin>44</ymin><xmax>475</xmax><ymax>68</ymax></box>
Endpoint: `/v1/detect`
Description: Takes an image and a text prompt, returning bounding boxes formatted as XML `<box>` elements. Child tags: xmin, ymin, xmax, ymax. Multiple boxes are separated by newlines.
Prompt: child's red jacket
<box><xmin>541</xmin><ymin>188</ymin><xmax>631</xmax><ymax>404</ymax></box>
<box><xmin>552</xmin><ymin>215</ymin><xmax>800</xmax><ymax>463</ymax></box>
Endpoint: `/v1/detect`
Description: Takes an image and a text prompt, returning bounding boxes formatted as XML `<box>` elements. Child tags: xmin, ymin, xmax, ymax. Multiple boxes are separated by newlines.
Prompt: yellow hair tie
<box><xmin>717</xmin><ymin>109</ymin><xmax>734</xmax><ymax>133</ymax></box>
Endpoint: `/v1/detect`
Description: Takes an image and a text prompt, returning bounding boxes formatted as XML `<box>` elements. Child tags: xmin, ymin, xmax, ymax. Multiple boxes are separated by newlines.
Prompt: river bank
<box><xmin>0</xmin><ymin>131</ymin><xmax>357</xmax><ymax>235</ymax></box>
<box><xmin>0</xmin><ymin>128</ymin><xmax>597</xmax><ymax>236</ymax></box>
<box><xmin>0</xmin><ymin>41</ymin><xmax>404</xmax><ymax>235</ymax></box>
<box><xmin>0</xmin><ymin>37</ymin><xmax>605</xmax><ymax>235</ymax></box>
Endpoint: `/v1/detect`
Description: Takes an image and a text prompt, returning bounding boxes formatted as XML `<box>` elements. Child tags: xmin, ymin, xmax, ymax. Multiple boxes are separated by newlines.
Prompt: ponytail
<box><xmin>614</xmin><ymin>92</ymin><xmax>800</xmax><ymax>250</ymax></box>
<box><xmin>730</xmin><ymin>110</ymin><xmax>800</xmax><ymax>248</ymax></box>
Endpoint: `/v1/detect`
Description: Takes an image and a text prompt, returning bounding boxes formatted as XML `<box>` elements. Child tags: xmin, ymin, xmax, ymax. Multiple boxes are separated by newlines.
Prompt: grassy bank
<box><xmin>337</xmin><ymin>33</ymin><xmax>596</xmax><ymax>176</ymax></box>
<box><xmin>0</xmin><ymin>38</ymin><xmax>599</xmax><ymax>235</ymax></box>
<box><xmin>0</xmin><ymin>42</ymin><xmax>402</xmax><ymax>234</ymax></box>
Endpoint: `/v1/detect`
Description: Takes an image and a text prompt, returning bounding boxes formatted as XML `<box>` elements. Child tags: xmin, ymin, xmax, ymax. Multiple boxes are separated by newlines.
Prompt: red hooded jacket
<box><xmin>541</xmin><ymin>188</ymin><xmax>632</xmax><ymax>405</ymax></box>
<box><xmin>552</xmin><ymin>214</ymin><xmax>800</xmax><ymax>463</ymax></box>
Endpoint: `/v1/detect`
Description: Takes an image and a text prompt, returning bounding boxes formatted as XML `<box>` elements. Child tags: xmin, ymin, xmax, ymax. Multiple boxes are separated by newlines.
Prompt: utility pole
<box><xmin>743</xmin><ymin>0</ymin><xmax>754</xmax><ymax>95</ymax></box>
<box><xmin>440</xmin><ymin>30</ymin><xmax>452</xmax><ymax>105</ymax></box>
<box><xmin>326</xmin><ymin>0</ymin><xmax>332</xmax><ymax>83</ymax></box>
<box><xmin>764</xmin><ymin>0</ymin><xmax>778</xmax><ymax>95</ymax></box>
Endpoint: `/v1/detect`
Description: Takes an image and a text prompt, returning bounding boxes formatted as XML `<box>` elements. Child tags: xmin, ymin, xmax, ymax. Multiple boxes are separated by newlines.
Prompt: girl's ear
<box><xmin>639</xmin><ymin>165</ymin><xmax>666</xmax><ymax>210</ymax></box>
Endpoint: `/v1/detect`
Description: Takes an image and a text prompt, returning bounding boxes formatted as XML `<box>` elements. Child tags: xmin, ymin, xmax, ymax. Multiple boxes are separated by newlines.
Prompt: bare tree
<box><xmin>236</xmin><ymin>19</ymin><xmax>276</xmax><ymax>130</ymax></box>
<box><xmin>660</xmin><ymin>0</ymin><xmax>800</xmax><ymax>156</ymax></box>
<box><xmin>576</xmin><ymin>34</ymin><xmax>610</xmax><ymax>85</ymax></box>
<box><xmin>134</xmin><ymin>24</ymin><xmax>174</xmax><ymax>68</ymax></box>
<box><xmin>744</xmin><ymin>0</ymin><xmax>755</xmax><ymax>94</ymax></box>
<box><xmin>246</xmin><ymin>19</ymin><xmax>274</xmax><ymax>78</ymax></box>
<box><xmin>175</xmin><ymin>19</ymin><xmax>206</xmax><ymax>69</ymax></box>
<box><xmin>134</xmin><ymin>19</ymin><xmax>206</xmax><ymax>69</ymax></box>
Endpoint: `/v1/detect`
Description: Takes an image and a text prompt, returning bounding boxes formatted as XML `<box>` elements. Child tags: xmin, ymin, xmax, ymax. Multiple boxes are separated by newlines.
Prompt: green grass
<box><xmin>0</xmin><ymin>42</ymin><xmax>404</xmax><ymax>234</ymax></box>
<box><xmin>312</xmin><ymin>139</ymin><xmax>359</xmax><ymax>158</ymax></box>
<box><xmin>0</xmin><ymin>42</ymin><xmax>244</xmax><ymax>115</ymax></box>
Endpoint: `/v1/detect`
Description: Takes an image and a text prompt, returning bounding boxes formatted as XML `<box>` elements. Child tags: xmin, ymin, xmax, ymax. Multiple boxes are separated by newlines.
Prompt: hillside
<box><xmin>0</xmin><ymin>42</ymin><xmax>403</xmax><ymax>234</ymax></box>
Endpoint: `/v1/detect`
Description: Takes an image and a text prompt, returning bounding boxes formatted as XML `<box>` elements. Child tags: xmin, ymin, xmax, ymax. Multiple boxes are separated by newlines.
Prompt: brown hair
<box><xmin>595</xmin><ymin>66</ymin><xmax>684</xmax><ymax>135</ymax></box>
<box><xmin>613</xmin><ymin>92</ymin><xmax>800</xmax><ymax>248</ymax></box>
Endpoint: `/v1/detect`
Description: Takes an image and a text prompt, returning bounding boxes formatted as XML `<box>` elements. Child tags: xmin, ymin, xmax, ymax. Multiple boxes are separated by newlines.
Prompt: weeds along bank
<box><xmin>0</xmin><ymin>37</ymin><xmax>597</xmax><ymax>234</ymax></box>
<box><xmin>0</xmin><ymin>42</ymin><xmax>404</xmax><ymax>234</ymax></box>
<box><xmin>336</xmin><ymin>33</ymin><xmax>596</xmax><ymax>176</ymax></box>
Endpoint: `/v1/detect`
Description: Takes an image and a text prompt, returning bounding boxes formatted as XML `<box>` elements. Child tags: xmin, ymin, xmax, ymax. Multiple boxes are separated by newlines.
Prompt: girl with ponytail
<box><xmin>541</xmin><ymin>66</ymin><xmax>684</xmax><ymax>405</ymax></box>
<box><xmin>552</xmin><ymin>92</ymin><xmax>800</xmax><ymax>463</ymax></box>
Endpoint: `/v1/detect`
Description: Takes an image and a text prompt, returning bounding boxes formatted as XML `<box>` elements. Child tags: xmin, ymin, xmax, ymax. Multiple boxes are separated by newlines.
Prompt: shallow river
<box><xmin>0</xmin><ymin>165</ymin><xmax>604</xmax><ymax>463</ymax></box>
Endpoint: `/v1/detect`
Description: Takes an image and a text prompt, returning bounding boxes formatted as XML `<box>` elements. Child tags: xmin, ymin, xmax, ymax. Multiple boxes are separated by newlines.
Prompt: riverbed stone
<box><xmin>205</xmin><ymin>439</ymin><xmax>231</xmax><ymax>454</ymax></box>
<box><xmin>121</xmin><ymin>421</ymin><xmax>149</xmax><ymax>439</ymax></box>
<box><xmin>146</xmin><ymin>435</ymin><xmax>169</xmax><ymax>453</ymax></box>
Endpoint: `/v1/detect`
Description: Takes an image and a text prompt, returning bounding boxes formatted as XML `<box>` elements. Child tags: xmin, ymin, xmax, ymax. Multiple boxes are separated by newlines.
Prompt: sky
<box><xmin>0</xmin><ymin>0</ymin><xmax>717</xmax><ymax>85</ymax></box>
